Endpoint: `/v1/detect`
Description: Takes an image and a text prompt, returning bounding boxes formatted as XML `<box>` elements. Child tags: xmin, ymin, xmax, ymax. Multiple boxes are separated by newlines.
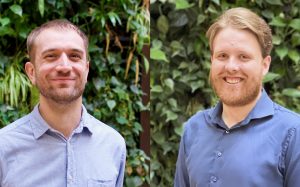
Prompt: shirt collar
<box><xmin>30</xmin><ymin>104</ymin><xmax>94</xmax><ymax>139</ymax></box>
<box><xmin>209</xmin><ymin>89</ymin><xmax>275</xmax><ymax>129</ymax></box>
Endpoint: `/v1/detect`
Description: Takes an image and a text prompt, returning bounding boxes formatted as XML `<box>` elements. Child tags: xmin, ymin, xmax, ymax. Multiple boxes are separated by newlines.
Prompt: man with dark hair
<box><xmin>0</xmin><ymin>19</ymin><xmax>126</xmax><ymax>187</ymax></box>
<box><xmin>174</xmin><ymin>7</ymin><xmax>300</xmax><ymax>187</ymax></box>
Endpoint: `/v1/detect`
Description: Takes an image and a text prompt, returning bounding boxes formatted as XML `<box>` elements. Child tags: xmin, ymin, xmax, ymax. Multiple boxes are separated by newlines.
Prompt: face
<box><xmin>210</xmin><ymin>27</ymin><xmax>270</xmax><ymax>107</ymax></box>
<box><xmin>25</xmin><ymin>28</ymin><xmax>89</xmax><ymax>104</ymax></box>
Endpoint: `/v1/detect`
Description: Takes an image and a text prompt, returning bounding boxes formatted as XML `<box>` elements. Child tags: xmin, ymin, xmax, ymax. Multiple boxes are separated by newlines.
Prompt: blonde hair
<box><xmin>27</xmin><ymin>19</ymin><xmax>88</xmax><ymax>61</ymax></box>
<box><xmin>206</xmin><ymin>7</ymin><xmax>272</xmax><ymax>57</ymax></box>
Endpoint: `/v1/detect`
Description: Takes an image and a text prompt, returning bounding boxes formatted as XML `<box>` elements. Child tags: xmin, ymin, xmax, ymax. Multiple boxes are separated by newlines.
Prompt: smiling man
<box><xmin>0</xmin><ymin>19</ymin><xmax>126</xmax><ymax>187</ymax></box>
<box><xmin>174</xmin><ymin>7</ymin><xmax>300</xmax><ymax>187</ymax></box>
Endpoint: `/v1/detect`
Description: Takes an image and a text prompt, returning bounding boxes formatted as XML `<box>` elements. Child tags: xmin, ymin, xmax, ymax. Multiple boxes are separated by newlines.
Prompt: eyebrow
<box><xmin>41</xmin><ymin>48</ymin><xmax>84</xmax><ymax>55</ymax></box>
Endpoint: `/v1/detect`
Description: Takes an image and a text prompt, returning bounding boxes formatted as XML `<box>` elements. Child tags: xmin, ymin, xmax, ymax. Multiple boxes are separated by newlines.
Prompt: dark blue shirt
<box><xmin>174</xmin><ymin>90</ymin><xmax>300</xmax><ymax>187</ymax></box>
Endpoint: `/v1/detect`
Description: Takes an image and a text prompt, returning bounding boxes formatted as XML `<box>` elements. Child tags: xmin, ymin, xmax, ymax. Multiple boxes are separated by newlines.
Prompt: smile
<box><xmin>224</xmin><ymin>77</ymin><xmax>242</xmax><ymax>84</ymax></box>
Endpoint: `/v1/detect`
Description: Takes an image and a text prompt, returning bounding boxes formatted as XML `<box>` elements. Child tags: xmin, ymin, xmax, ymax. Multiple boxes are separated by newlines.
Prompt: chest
<box><xmin>185</xmin><ymin>127</ymin><xmax>284</xmax><ymax>187</ymax></box>
<box><xmin>2</xmin><ymin>135</ymin><xmax>118</xmax><ymax>187</ymax></box>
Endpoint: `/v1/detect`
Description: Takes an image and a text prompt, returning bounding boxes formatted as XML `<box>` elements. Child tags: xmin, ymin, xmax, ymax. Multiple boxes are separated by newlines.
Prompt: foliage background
<box><xmin>0</xmin><ymin>0</ymin><xmax>149</xmax><ymax>186</ymax></box>
<box><xmin>150</xmin><ymin>0</ymin><xmax>300</xmax><ymax>186</ymax></box>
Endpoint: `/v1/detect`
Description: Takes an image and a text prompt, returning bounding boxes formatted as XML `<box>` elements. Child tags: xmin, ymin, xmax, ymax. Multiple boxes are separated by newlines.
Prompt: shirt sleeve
<box><xmin>116</xmin><ymin>140</ymin><xmax>126</xmax><ymax>187</ymax></box>
<box><xmin>283</xmin><ymin>127</ymin><xmax>300</xmax><ymax>187</ymax></box>
<box><xmin>174</xmin><ymin>130</ymin><xmax>190</xmax><ymax>187</ymax></box>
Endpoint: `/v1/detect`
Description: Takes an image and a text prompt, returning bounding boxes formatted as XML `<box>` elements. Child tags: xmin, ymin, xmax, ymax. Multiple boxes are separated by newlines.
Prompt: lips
<box><xmin>224</xmin><ymin>77</ymin><xmax>242</xmax><ymax>84</ymax></box>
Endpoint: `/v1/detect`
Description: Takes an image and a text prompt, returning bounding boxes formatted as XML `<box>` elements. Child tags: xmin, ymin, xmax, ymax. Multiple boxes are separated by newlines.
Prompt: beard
<box><xmin>35</xmin><ymin>75</ymin><xmax>86</xmax><ymax>105</ymax></box>
<box><xmin>210</xmin><ymin>71</ymin><xmax>262</xmax><ymax>107</ymax></box>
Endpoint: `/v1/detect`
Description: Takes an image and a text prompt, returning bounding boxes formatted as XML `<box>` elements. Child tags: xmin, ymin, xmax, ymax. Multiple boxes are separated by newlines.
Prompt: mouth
<box><xmin>223</xmin><ymin>77</ymin><xmax>243</xmax><ymax>84</ymax></box>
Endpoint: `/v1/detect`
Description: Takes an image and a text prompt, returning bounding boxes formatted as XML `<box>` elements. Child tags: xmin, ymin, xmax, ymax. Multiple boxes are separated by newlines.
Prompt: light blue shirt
<box><xmin>0</xmin><ymin>105</ymin><xmax>126</xmax><ymax>187</ymax></box>
<box><xmin>174</xmin><ymin>90</ymin><xmax>300</xmax><ymax>187</ymax></box>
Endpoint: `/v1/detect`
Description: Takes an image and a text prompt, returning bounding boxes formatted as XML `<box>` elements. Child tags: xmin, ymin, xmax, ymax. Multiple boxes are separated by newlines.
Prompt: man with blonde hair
<box><xmin>0</xmin><ymin>19</ymin><xmax>126</xmax><ymax>187</ymax></box>
<box><xmin>174</xmin><ymin>7</ymin><xmax>300</xmax><ymax>187</ymax></box>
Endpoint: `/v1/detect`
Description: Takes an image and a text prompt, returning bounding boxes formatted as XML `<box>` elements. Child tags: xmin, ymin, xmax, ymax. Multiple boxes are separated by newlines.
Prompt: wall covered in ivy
<box><xmin>151</xmin><ymin>0</ymin><xmax>300</xmax><ymax>186</ymax></box>
<box><xmin>0</xmin><ymin>0</ymin><xmax>149</xmax><ymax>186</ymax></box>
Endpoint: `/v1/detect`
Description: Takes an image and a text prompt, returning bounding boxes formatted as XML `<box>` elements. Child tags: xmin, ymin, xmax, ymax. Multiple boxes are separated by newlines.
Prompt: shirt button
<box><xmin>210</xmin><ymin>176</ymin><xmax>218</xmax><ymax>183</ymax></box>
<box><xmin>225</xmin><ymin>130</ymin><xmax>230</xmax><ymax>134</ymax></box>
<box><xmin>217</xmin><ymin>151</ymin><xmax>222</xmax><ymax>157</ymax></box>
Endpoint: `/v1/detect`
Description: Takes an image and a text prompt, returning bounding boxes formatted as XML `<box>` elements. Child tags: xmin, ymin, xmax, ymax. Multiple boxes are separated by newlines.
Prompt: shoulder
<box><xmin>273</xmin><ymin>103</ymin><xmax>300</xmax><ymax>126</ymax></box>
<box><xmin>0</xmin><ymin>114</ymin><xmax>31</xmax><ymax>153</ymax></box>
<box><xmin>85</xmin><ymin>113</ymin><xmax>125</xmax><ymax>147</ymax></box>
<box><xmin>0</xmin><ymin>114</ymin><xmax>31</xmax><ymax>138</ymax></box>
<box><xmin>184</xmin><ymin>108</ymin><xmax>212</xmax><ymax>132</ymax></box>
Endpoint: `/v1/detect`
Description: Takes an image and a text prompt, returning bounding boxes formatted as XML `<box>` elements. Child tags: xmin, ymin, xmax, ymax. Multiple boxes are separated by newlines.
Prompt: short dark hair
<box><xmin>27</xmin><ymin>19</ymin><xmax>89</xmax><ymax>61</ymax></box>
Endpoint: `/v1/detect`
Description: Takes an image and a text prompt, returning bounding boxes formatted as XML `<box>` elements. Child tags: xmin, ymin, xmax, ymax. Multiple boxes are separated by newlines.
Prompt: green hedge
<box><xmin>0</xmin><ymin>0</ymin><xmax>149</xmax><ymax>186</ymax></box>
<box><xmin>150</xmin><ymin>0</ymin><xmax>300</xmax><ymax>186</ymax></box>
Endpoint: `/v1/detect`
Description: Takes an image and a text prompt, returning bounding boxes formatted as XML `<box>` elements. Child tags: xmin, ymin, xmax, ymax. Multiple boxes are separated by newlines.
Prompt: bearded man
<box><xmin>174</xmin><ymin>7</ymin><xmax>300</xmax><ymax>187</ymax></box>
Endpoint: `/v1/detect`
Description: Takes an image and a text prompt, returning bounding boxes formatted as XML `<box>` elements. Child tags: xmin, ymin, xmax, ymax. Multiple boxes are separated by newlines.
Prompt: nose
<box><xmin>225</xmin><ymin>56</ymin><xmax>239</xmax><ymax>73</ymax></box>
<box><xmin>55</xmin><ymin>53</ymin><xmax>72</xmax><ymax>72</ymax></box>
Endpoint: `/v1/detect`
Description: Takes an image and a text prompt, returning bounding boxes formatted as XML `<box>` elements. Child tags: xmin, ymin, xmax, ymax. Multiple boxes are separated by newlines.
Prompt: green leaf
<box><xmin>272</xmin><ymin>35</ymin><xmax>281</xmax><ymax>45</ymax></box>
<box><xmin>212</xmin><ymin>0</ymin><xmax>220</xmax><ymax>5</ymax></box>
<box><xmin>165</xmin><ymin>110</ymin><xmax>178</xmax><ymax>122</ymax></box>
<box><xmin>143</xmin><ymin>55</ymin><xmax>149</xmax><ymax>74</ymax></box>
<box><xmin>262</xmin><ymin>10</ymin><xmax>274</xmax><ymax>19</ymax></box>
<box><xmin>289</xmin><ymin>19</ymin><xmax>300</xmax><ymax>30</ymax></box>
<box><xmin>152</xmin><ymin>131</ymin><xmax>165</xmax><ymax>144</ymax></box>
<box><xmin>275</xmin><ymin>47</ymin><xmax>288</xmax><ymax>60</ymax></box>
<box><xmin>168</xmin><ymin>98</ymin><xmax>177</xmax><ymax>108</ymax></box>
<box><xmin>288</xmin><ymin>50</ymin><xmax>300</xmax><ymax>63</ymax></box>
<box><xmin>266</xmin><ymin>0</ymin><xmax>283</xmax><ymax>5</ymax></box>
<box><xmin>164</xmin><ymin>78</ymin><xmax>174</xmax><ymax>91</ymax></box>
<box><xmin>269</xmin><ymin>16</ymin><xmax>286</xmax><ymax>27</ymax></box>
<box><xmin>0</xmin><ymin>27</ymin><xmax>15</xmax><ymax>36</ymax></box>
<box><xmin>125</xmin><ymin>176</ymin><xmax>143</xmax><ymax>187</ymax></box>
<box><xmin>172</xmin><ymin>70</ymin><xmax>181</xmax><ymax>79</ymax></box>
<box><xmin>0</xmin><ymin>18</ymin><xmax>10</xmax><ymax>26</ymax></box>
<box><xmin>150</xmin><ymin>48</ymin><xmax>168</xmax><ymax>62</ymax></box>
<box><xmin>190</xmin><ymin>80</ymin><xmax>204</xmax><ymax>93</ymax></box>
<box><xmin>116</xmin><ymin>116</ymin><xmax>128</xmax><ymax>124</ymax></box>
<box><xmin>282</xmin><ymin>88</ymin><xmax>300</xmax><ymax>98</ymax></box>
<box><xmin>157</xmin><ymin>15</ymin><xmax>169</xmax><ymax>34</ymax></box>
<box><xmin>9</xmin><ymin>4</ymin><xmax>22</xmax><ymax>17</ymax></box>
<box><xmin>151</xmin><ymin>39</ymin><xmax>162</xmax><ymax>49</ymax></box>
<box><xmin>162</xmin><ymin>142</ymin><xmax>173</xmax><ymax>155</ymax></box>
<box><xmin>263</xmin><ymin>72</ymin><xmax>281</xmax><ymax>83</ymax></box>
<box><xmin>38</xmin><ymin>0</ymin><xmax>44</xmax><ymax>17</ymax></box>
<box><xmin>106</xmin><ymin>100</ymin><xmax>116</xmax><ymax>111</ymax></box>
<box><xmin>175</xmin><ymin>0</ymin><xmax>194</xmax><ymax>10</ymax></box>
<box><xmin>291</xmin><ymin>32</ymin><xmax>300</xmax><ymax>47</ymax></box>
<box><xmin>197</xmin><ymin>14</ymin><xmax>206</xmax><ymax>25</ymax></box>
<box><xmin>174</xmin><ymin>124</ymin><xmax>184</xmax><ymax>136</ymax></box>
<box><xmin>151</xmin><ymin>85</ymin><xmax>163</xmax><ymax>93</ymax></box>
<box><xmin>108</xmin><ymin>12</ymin><xmax>121</xmax><ymax>26</ymax></box>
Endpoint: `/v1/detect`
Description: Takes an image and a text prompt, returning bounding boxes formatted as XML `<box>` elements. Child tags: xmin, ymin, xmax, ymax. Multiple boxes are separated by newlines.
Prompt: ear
<box><xmin>262</xmin><ymin>55</ymin><xmax>271</xmax><ymax>76</ymax></box>
<box><xmin>25</xmin><ymin>62</ymin><xmax>36</xmax><ymax>85</ymax></box>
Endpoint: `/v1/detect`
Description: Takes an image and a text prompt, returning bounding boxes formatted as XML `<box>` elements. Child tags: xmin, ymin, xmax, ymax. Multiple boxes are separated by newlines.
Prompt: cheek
<box><xmin>73</xmin><ymin>64</ymin><xmax>89</xmax><ymax>79</ymax></box>
<box><xmin>210</xmin><ymin>62</ymin><xmax>223</xmax><ymax>74</ymax></box>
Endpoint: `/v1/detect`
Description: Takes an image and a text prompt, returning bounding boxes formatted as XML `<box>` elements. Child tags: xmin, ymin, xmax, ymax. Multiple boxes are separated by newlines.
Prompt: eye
<box><xmin>216</xmin><ymin>53</ymin><xmax>228</xmax><ymax>60</ymax></box>
<box><xmin>239</xmin><ymin>54</ymin><xmax>250</xmax><ymax>61</ymax></box>
<box><xmin>69</xmin><ymin>53</ymin><xmax>82</xmax><ymax>61</ymax></box>
<box><xmin>44</xmin><ymin>53</ymin><xmax>58</xmax><ymax>61</ymax></box>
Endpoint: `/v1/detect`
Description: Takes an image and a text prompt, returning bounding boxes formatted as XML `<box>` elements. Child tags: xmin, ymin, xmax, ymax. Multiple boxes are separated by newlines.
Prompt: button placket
<box><xmin>210</xmin><ymin>175</ymin><xmax>218</xmax><ymax>183</ymax></box>
<box><xmin>66</xmin><ymin>141</ymin><xmax>75</xmax><ymax>186</ymax></box>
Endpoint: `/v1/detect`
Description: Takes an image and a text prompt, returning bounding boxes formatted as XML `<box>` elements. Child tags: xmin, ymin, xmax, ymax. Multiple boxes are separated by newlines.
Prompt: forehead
<box><xmin>212</xmin><ymin>27</ymin><xmax>260</xmax><ymax>53</ymax></box>
<box><xmin>34</xmin><ymin>28</ymin><xmax>85</xmax><ymax>53</ymax></box>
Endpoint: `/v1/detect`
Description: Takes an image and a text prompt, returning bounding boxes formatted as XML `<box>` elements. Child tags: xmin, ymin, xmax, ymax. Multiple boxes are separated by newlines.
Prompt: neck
<box><xmin>38</xmin><ymin>96</ymin><xmax>83</xmax><ymax>138</ymax></box>
<box><xmin>222</xmin><ymin>91</ymin><xmax>262</xmax><ymax>129</ymax></box>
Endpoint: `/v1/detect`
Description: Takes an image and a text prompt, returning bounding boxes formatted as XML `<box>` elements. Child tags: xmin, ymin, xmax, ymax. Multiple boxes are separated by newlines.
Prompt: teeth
<box><xmin>225</xmin><ymin>77</ymin><xmax>241</xmax><ymax>84</ymax></box>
